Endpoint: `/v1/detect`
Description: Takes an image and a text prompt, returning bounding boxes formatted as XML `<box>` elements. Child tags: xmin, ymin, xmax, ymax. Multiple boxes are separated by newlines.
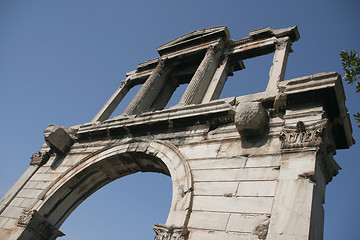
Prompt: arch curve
<box><xmin>36</xmin><ymin>139</ymin><xmax>193</xmax><ymax>231</ymax></box>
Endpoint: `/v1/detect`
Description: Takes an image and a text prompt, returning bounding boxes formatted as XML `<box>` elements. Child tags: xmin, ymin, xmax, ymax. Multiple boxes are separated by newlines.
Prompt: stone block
<box><xmin>245</xmin><ymin>155</ymin><xmax>281</xmax><ymax>168</ymax></box>
<box><xmin>19</xmin><ymin>198</ymin><xmax>38</xmax><ymax>208</ymax></box>
<box><xmin>194</xmin><ymin>182</ymin><xmax>238</xmax><ymax>196</ymax></box>
<box><xmin>189</xmin><ymin>229</ymin><xmax>260</xmax><ymax>240</ymax></box>
<box><xmin>236</xmin><ymin>181</ymin><xmax>277</xmax><ymax>197</ymax></box>
<box><xmin>1</xmin><ymin>206</ymin><xmax>23</xmax><ymax>219</ymax></box>
<box><xmin>217</xmin><ymin>140</ymin><xmax>243</xmax><ymax>157</ymax></box>
<box><xmin>23</xmin><ymin>181</ymin><xmax>38</xmax><ymax>189</ymax></box>
<box><xmin>43</xmin><ymin>124</ymin><xmax>76</xmax><ymax>154</ymax></box>
<box><xmin>188</xmin><ymin>157</ymin><xmax>246</xmax><ymax>169</ymax></box>
<box><xmin>226</xmin><ymin>214</ymin><xmax>270</xmax><ymax>233</ymax></box>
<box><xmin>0</xmin><ymin>217</ymin><xmax>8</xmax><ymax>228</ymax></box>
<box><xmin>9</xmin><ymin>198</ymin><xmax>24</xmax><ymax>208</ymax></box>
<box><xmin>278</xmin><ymin>152</ymin><xmax>316</xmax><ymax>180</ymax></box>
<box><xmin>193</xmin><ymin>168</ymin><xmax>278</xmax><ymax>182</ymax></box>
<box><xmin>17</xmin><ymin>189</ymin><xmax>43</xmax><ymax>199</ymax></box>
<box><xmin>188</xmin><ymin>211</ymin><xmax>229</xmax><ymax>230</ymax></box>
<box><xmin>179</xmin><ymin>142</ymin><xmax>221</xmax><ymax>159</ymax></box>
<box><xmin>267</xmin><ymin>179</ymin><xmax>314</xmax><ymax>238</ymax></box>
<box><xmin>192</xmin><ymin>196</ymin><xmax>273</xmax><ymax>214</ymax></box>
<box><xmin>30</xmin><ymin>172</ymin><xmax>61</xmax><ymax>182</ymax></box>
<box><xmin>2</xmin><ymin>218</ymin><xmax>17</xmax><ymax>230</ymax></box>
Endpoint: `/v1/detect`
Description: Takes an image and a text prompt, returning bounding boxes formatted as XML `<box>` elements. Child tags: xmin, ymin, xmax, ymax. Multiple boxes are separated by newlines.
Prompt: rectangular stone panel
<box><xmin>0</xmin><ymin>206</ymin><xmax>23</xmax><ymax>219</ymax></box>
<box><xmin>189</xmin><ymin>229</ymin><xmax>260</xmax><ymax>240</ymax></box>
<box><xmin>17</xmin><ymin>189</ymin><xmax>43</xmax><ymax>199</ymax></box>
<box><xmin>193</xmin><ymin>168</ymin><xmax>279</xmax><ymax>182</ymax></box>
<box><xmin>194</xmin><ymin>182</ymin><xmax>238</xmax><ymax>196</ymax></box>
<box><xmin>30</xmin><ymin>172</ymin><xmax>62</xmax><ymax>182</ymax></box>
<box><xmin>267</xmin><ymin>179</ymin><xmax>314</xmax><ymax>238</ymax></box>
<box><xmin>23</xmin><ymin>181</ymin><xmax>38</xmax><ymax>189</ymax></box>
<box><xmin>188</xmin><ymin>211</ymin><xmax>229</xmax><ymax>231</ymax></box>
<box><xmin>189</xmin><ymin>157</ymin><xmax>246</xmax><ymax>169</ymax></box>
<box><xmin>0</xmin><ymin>217</ymin><xmax>8</xmax><ymax>228</ymax></box>
<box><xmin>236</xmin><ymin>181</ymin><xmax>277</xmax><ymax>197</ymax></box>
<box><xmin>192</xmin><ymin>196</ymin><xmax>273</xmax><ymax>214</ymax></box>
<box><xmin>278</xmin><ymin>152</ymin><xmax>316</xmax><ymax>180</ymax></box>
<box><xmin>245</xmin><ymin>155</ymin><xmax>281</xmax><ymax>168</ymax></box>
<box><xmin>226</xmin><ymin>214</ymin><xmax>270</xmax><ymax>233</ymax></box>
<box><xmin>179</xmin><ymin>142</ymin><xmax>221</xmax><ymax>159</ymax></box>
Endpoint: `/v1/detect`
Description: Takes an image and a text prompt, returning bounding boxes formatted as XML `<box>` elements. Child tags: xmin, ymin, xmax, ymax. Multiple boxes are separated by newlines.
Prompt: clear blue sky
<box><xmin>0</xmin><ymin>1</ymin><xmax>359</xmax><ymax>239</ymax></box>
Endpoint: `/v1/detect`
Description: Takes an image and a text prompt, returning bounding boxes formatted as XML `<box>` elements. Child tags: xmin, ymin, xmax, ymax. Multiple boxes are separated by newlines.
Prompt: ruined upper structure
<box><xmin>0</xmin><ymin>26</ymin><xmax>354</xmax><ymax>240</ymax></box>
<box><xmin>92</xmin><ymin>26</ymin><xmax>300</xmax><ymax>121</ymax></box>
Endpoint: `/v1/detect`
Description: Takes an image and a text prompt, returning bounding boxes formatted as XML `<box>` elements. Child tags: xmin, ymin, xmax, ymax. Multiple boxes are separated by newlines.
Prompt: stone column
<box><xmin>266</xmin><ymin>37</ymin><xmax>291</xmax><ymax>92</ymax></box>
<box><xmin>179</xmin><ymin>44</ymin><xmax>221</xmax><ymax>105</ymax></box>
<box><xmin>201</xmin><ymin>57</ymin><xmax>244</xmax><ymax>103</ymax></box>
<box><xmin>124</xmin><ymin>58</ymin><xmax>170</xmax><ymax>115</ymax></box>
<box><xmin>91</xmin><ymin>79</ymin><xmax>131</xmax><ymax>122</ymax></box>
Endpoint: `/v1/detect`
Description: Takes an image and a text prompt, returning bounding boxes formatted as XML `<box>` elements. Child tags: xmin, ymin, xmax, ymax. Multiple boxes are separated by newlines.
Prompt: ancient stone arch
<box><xmin>37</xmin><ymin>140</ymin><xmax>193</xmax><ymax>230</ymax></box>
<box><xmin>0</xmin><ymin>26</ymin><xmax>354</xmax><ymax>240</ymax></box>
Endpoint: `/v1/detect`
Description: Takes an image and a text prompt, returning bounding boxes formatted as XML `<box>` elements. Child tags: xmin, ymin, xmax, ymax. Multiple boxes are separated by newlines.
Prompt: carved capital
<box><xmin>153</xmin><ymin>224</ymin><xmax>189</xmax><ymax>240</ymax></box>
<box><xmin>30</xmin><ymin>151</ymin><xmax>50</xmax><ymax>166</ymax></box>
<box><xmin>18</xmin><ymin>209</ymin><xmax>64</xmax><ymax>240</ymax></box>
<box><xmin>158</xmin><ymin>57</ymin><xmax>168</xmax><ymax>68</ymax></box>
<box><xmin>280</xmin><ymin>120</ymin><xmax>327</xmax><ymax>149</ymax></box>
<box><xmin>275</xmin><ymin>37</ymin><xmax>290</xmax><ymax>50</ymax></box>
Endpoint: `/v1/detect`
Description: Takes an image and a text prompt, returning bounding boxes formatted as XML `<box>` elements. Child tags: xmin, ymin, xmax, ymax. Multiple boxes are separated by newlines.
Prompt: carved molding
<box><xmin>18</xmin><ymin>209</ymin><xmax>64</xmax><ymax>240</ymax></box>
<box><xmin>280</xmin><ymin>120</ymin><xmax>327</xmax><ymax>149</ymax></box>
<box><xmin>30</xmin><ymin>151</ymin><xmax>50</xmax><ymax>166</ymax></box>
<box><xmin>153</xmin><ymin>224</ymin><xmax>189</xmax><ymax>240</ymax></box>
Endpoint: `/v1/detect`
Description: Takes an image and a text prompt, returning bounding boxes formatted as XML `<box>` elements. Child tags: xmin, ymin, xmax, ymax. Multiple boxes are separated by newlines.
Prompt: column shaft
<box><xmin>179</xmin><ymin>45</ymin><xmax>220</xmax><ymax>105</ymax></box>
<box><xmin>266</xmin><ymin>37</ymin><xmax>291</xmax><ymax>92</ymax></box>
<box><xmin>91</xmin><ymin>79</ymin><xmax>130</xmax><ymax>122</ymax></box>
<box><xmin>124</xmin><ymin>58</ymin><xmax>170</xmax><ymax>115</ymax></box>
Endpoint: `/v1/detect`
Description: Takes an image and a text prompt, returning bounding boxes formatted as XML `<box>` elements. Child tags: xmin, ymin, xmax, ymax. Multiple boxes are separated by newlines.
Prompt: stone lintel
<box><xmin>17</xmin><ymin>209</ymin><xmax>64</xmax><ymax>240</ymax></box>
<box><xmin>249</xmin><ymin>26</ymin><xmax>300</xmax><ymax>42</ymax></box>
<box><xmin>125</xmin><ymin>40</ymin><xmax>221</xmax><ymax>88</ymax></box>
<box><xmin>227</xmin><ymin>26</ymin><xmax>299</xmax><ymax>61</ymax></box>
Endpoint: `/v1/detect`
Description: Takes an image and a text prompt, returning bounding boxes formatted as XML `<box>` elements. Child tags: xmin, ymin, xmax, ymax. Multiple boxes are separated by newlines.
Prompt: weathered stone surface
<box><xmin>235</xmin><ymin>101</ymin><xmax>268</xmax><ymax>136</ymax></box>
<box><xmin>0</xmin><ymin>26</ymin><xmax>354</xmax><ymax>240</ymax></box>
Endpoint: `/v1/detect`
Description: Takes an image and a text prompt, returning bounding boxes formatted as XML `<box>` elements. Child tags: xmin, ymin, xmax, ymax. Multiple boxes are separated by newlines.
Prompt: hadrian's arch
<box><xmin>0</xmin><ymin>26</ymin><xmax>354</xmax><ymax>240</ymax></box>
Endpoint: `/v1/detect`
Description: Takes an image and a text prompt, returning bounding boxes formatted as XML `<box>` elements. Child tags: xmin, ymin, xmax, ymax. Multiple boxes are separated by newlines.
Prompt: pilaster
<box><xmin>267</xmin><ymin>114</ymin><xmax>337</xmax><ymax>239</ymax></box>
